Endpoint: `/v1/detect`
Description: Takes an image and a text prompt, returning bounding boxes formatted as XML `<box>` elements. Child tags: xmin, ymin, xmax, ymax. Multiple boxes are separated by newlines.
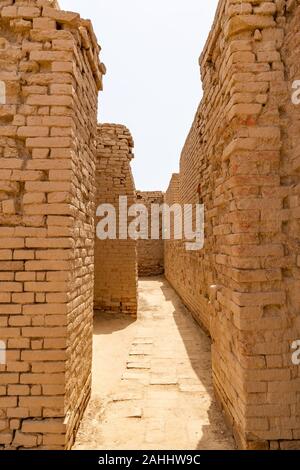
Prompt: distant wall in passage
<box><xmin>136</xmin><ymin>191</ymin><xmax>164</xmax><ymax>277</ymax></box>
<box><xmin>94</xmin><ymin>124</ymin><xmax>138</xmax><ymax>316</ymax></box>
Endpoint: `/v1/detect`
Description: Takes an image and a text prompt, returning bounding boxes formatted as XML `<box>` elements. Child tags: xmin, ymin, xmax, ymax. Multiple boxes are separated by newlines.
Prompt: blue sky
<box><xmin>60</xmin><ymin>0</ymin><xmax>219</xmax><ymax>191</ymax></box>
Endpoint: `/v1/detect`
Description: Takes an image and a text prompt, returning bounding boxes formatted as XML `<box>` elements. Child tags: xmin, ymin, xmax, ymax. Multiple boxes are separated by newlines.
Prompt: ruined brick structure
<box><xmin>136</xmin><ymin>191</ymin><xmax>164</xmax><ymax>277</ymax></box>
<box><xmin>0</xmin><ymin>0</ymin><xmax>104</xmax><ymax>449</ymax></box>
<box><xmin>1</xmin><ymin>0</ymin><xmax>300</xmax><ymax>454</ymax></box>
<box><xmin>165</xmin><ymin>0</ymin><xmax>300</xmax><ymax>450</ymax></box>
<box><xmin>94</xmin><ymin>124</ymin><xmax>138</xmax><ymax>316</ymax></box>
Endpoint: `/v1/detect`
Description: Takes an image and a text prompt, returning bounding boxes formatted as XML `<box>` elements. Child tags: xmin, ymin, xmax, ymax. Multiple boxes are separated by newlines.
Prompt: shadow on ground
<box><xmin>159</xmin><ymin>277</ymin><xmax>235</xmax><ymax>450</ymax></box>
<box><xmin>73</xmin><ymin>276</ymin><xmax>235</xmax><ymax>450</ymax></box>
<box><xmin>93</xmin><ymin>311</ymin><xmax>136</xmax><ymax>336</ymax></box>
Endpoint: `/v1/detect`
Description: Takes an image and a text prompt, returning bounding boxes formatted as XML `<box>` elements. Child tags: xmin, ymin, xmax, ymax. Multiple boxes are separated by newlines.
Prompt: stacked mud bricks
<box><xmin>165</xmin><ymin>0</ymin><xmax>300</xmax><ymax>450</ymax></box>
<box><xmin>0</xmin><ymin>0</ymin><xmax>104</xmax><ymax>449</ymax></box>
<box><xmin>136</xmin><ymin>191</ymin><xmax>164</xmax><ymax>277</ymax></box>
<box><xmin>94</xmin><ymin>124</ymin><xmax>138</xmax><ymax>316</ymax></box>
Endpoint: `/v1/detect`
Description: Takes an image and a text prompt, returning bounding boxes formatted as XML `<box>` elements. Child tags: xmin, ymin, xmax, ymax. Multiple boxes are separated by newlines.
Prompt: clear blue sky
<box><xmin>60</xmin><ymin>0</ymin><xmax>219</xmax><ymax>191</ymax></box>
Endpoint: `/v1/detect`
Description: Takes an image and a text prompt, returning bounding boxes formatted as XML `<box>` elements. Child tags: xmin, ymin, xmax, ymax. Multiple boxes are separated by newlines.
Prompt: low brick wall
<box><xmin>136</xmin><ymin>191</ymin><xmax>164</xmax><ymax>277</ymax></box>
<box><xmin>165</xmin><ymin>0</ymin><xmax>300</xmax><ymax>450</ymax></box>
<box><xmin>94</xmin><ymin>124</ymin><xmax>138</xmax><ymax>316</ymax></box>
<box><xmin>0</xmin><ymin>0</ymin><xmax>104</xmax><ymax>449</ymax></box>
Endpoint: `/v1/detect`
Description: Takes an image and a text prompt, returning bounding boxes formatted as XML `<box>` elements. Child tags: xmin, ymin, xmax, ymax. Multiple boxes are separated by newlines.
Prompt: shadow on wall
<box><xmin>160</xmin><ymin>280</ymin><xmax>235</xmax><ymax>450</ymax></box>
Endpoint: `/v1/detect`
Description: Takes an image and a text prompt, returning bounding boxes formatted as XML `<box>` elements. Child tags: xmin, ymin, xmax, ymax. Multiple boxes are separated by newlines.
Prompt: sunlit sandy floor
<box><xmin>73</xmin><ymin>277</ymin><xmax>235</xmax><ymax>450</ymax></box>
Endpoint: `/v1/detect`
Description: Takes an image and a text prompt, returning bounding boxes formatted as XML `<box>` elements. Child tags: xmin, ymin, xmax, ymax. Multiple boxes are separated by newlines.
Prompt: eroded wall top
<box><xmin>0</xmin><ymin>0</ymin><xmax>106</xmax><ymax>91</ymax></box>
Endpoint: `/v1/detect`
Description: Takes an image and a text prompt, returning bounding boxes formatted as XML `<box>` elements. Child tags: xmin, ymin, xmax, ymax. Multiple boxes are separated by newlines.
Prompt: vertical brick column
<box><xmin>94</xmin><ymin>124</ymin><xmax>138</xmax><ymax>316</ymax></box>
<box><xmin>164</xmin><ymin>174</ymin><xmax>183</xmax><ymax>290</ymax></box>
<box><xmin>0</xmin><ymin>0</ymin><xmax>104</xmax><ymax>449</ymax></box>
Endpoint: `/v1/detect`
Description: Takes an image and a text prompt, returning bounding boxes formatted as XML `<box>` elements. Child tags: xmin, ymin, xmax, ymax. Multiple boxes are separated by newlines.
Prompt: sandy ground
<box><xmin>73</xmin><ymin>277</ymin><xmax>235</xmax><ymax>450</ymax></box>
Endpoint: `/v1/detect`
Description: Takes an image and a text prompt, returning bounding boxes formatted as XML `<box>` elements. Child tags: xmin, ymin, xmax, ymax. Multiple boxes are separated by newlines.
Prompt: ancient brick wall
<box><xmin>0</xmin><ymin>0</ymin><xmax>104</xmax><ymax>449</ymax></box>
<box><xmin>164</xmin><ymin>175</ymin><xmax>179</xmax><ymax>255</ymax></box>
<box><xmin>94</xmin><ymin>124</ymin><xmax>138</xmax><ymax>316</ymax></box>
<box><xmin>279</xmin><ymin>0</ymin><xmax>300</xmax><ymax>447</ymax></box>
<box><xmin>165</xmin><ymin>171</ymin><xmax>213</xmax><ymax>334</ymax></box>
<box><xmin>136</xmin><ymin>191</ymin><xmax>164</xmax><ymax>277</ymax></box>
<box><xmin>165</xmin><ymin>0</ymin><xmax>300</xmax><ymax>450</ymax></box>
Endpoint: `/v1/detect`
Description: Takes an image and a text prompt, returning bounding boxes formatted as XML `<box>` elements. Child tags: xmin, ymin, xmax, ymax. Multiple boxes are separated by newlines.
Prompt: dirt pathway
<box><xmin>73</xmin><ymin>277</ymin><xmax>235</xmax><ymax>450</ymax></box>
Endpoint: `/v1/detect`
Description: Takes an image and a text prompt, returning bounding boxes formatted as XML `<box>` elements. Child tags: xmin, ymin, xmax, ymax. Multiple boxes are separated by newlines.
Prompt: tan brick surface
<box><xmin>136</xmin><ymin>191</ymin><xmax>164</xmax><ymax>277</ymax></box>
<box><xmin>165</xmin><ymin>0</ymin><xmax>300</xmax><ymax>450</ymax></box>
<box><xmin>0</xmin><ymin>0</ymin><xmax>104</xmax><ymax>450</ymax></box>
<box><xmin>94</xmin><ymin>124</ymin><xmax>138</xmax><ymax>316</ymax></box>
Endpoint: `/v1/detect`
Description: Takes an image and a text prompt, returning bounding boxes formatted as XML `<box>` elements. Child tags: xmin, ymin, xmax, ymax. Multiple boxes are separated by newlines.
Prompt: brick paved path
<box><xmin>73</xmin><ymin>277</ymin><xmax>235</xmax><ymax>450</ymax></box>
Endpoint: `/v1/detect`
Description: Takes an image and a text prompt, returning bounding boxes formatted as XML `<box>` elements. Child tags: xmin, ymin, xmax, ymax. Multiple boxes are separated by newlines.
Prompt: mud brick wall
<box><xmin>165</xmin><ymin>172</ymin><xmax>214</xmax><ymax>334</ymax></box>
<box><xmin>0</xmin><ymin>0</ymin><xmax>104</xmax><ymax>449</ymax></box>
<box><xmin>136</xmin><ymin>191</ymin><xmax>164</xmax><ymax>277</ymax></box>
<box><xmin>279</xmin><ymin>0</ymin><xmax>300</xmax><ymax>448</ymax></box>
<box><xmin>94</xmin><ymin>124</ymin><xmax>138</xmax><ymax>316</ymax></box>
<box><xmin>165</xmin><ymin>0</ymin><xmax>300</xmax><ymax>450</ymax></box>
